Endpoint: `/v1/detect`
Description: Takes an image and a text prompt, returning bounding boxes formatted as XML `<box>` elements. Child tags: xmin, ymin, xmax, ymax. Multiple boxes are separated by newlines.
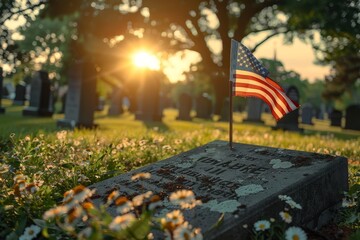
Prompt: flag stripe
<box><xmin>234</xmin><ymin>82</ymin><xmax>287</xmax><ymax>116</ymax></box>
<box><xmin>234</xmin><ymin>89</ymin><xmax>282</xmax><ymax>120</ymax></box>
<box><xmin>233</xmin><ymin>72</ymin><xmax>297</xmax><ymax>112</ymax></box>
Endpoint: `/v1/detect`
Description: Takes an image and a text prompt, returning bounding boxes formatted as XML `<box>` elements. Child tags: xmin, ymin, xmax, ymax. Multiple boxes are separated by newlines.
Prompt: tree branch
<box><xmin>250</xmin><ymin>29</ymin><xmax>290</xmax><ymax>52</ymax></box>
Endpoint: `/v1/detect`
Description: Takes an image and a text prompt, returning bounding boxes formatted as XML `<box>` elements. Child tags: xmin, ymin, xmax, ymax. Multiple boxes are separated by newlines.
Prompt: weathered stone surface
<box><xmin>89</xmin><ymin>140</ymin><xmax>348</xmax><ymax>239</ymax></box>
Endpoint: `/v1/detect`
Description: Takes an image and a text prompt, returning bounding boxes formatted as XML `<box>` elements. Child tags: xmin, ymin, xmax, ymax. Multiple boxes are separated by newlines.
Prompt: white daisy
<box><xmin>253</xmin><ymin>220</ymin><xmax>270</xmax><ymax>231</ymax></box>
<box><xmin>131</xmin><ymin>172</ymin><xmax>151</xmax><ymax>181</ymax></box>
<box><xmin>280</xmin><ymin>211</ymin><xmax>293</xmax><ymax>223</ymax></box>
<box><xmin>109</xmin><ymin>213</ymin><xmax>136</xmax><ymax>231</ymax></box>
<box><xmin>19</xmin><ymin>225</ymin><xmax>41</xmax><ymax>240</ymax></box>
<box><xmin>285</xmin><ymin>226</ymin><xmax>307</xmax><ymax>240</ymax></box>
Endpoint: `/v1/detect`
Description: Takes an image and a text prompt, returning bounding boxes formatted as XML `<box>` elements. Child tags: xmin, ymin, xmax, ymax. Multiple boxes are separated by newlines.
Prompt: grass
<box><xmin>0</xmin><ymin>99</ymin><xmax>359</xmax><ymax>239</ymax></box>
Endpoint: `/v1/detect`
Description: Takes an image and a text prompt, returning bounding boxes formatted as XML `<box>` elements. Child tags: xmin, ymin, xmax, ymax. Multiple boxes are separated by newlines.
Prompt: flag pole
<box><xmin>229</xmin><ymin>80</ymin><xmax>234</xmax><ymax>150</ymax></box>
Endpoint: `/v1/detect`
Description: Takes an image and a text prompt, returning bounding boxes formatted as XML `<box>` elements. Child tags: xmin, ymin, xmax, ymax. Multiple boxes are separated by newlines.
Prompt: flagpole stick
<box><xmin>229</xmin><ymin>80</ymin><xmax>234</xmax><ymax>150</ymax></box>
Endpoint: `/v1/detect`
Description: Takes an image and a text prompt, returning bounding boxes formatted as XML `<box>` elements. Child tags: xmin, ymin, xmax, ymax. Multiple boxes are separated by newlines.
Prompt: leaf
<box><xmin>211</xmin><ymin>213</ymin><xmax>225</xmax><ymax>229</ymax></box>
<box><xmin>33</xmin><ymin>218</ymin><xmax>47</xmax><ymax>228</ymax></box>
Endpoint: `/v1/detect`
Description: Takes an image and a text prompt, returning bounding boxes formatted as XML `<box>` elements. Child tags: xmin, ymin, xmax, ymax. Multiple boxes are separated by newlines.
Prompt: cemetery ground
<box><xmin>0</xmin><ymin>98</ymin><xmax>359</xmax><ymax>240</ymax></box>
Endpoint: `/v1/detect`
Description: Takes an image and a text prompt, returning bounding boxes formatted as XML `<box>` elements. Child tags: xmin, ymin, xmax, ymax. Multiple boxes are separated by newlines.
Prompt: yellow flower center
<box><xmin>292</xmin><ymin>235</ymin><xmax>299</xmax><ymax>240</ymax></box>
<box><xmin>259</xmin><ymin>224</ymin><xmax>265</xmax><ymax>229</ymax></box>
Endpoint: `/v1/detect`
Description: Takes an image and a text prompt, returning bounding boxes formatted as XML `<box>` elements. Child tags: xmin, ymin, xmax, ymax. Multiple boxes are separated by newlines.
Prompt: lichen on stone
<box><xmin>202</xmin><ymin>199</ymin><xmax>241</xmax><ymax>213</ymax></box>
<box><xmin>270</xmin><ymin>159</ymin><xmax>293</xmax><ymax>169</ymax></box>
<box><xmin>235</xmin><ymin>184</ymin><xmax>264</xmax><ymax>197</ymax></box>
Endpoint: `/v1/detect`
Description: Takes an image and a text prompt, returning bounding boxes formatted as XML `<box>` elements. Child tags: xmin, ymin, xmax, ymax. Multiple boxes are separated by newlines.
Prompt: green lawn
<box><xmin>0</xmin><ymin>99</ymin><xmax>359</xmax><ymax>239</ymax></box>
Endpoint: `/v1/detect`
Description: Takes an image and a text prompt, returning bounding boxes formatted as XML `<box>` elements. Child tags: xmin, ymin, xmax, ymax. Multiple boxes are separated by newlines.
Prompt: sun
<box><xmin>132</xmin><ymin>51</ymin><xmax>160</xmax><ymax>70</ymax></box>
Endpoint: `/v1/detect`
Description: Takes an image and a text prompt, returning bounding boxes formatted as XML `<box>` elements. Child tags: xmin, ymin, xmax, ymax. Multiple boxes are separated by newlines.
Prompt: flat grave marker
<box><xmin>89</xmin><ymin>140</ymin><xmax>348</xmax><ymax>239</ymax></box>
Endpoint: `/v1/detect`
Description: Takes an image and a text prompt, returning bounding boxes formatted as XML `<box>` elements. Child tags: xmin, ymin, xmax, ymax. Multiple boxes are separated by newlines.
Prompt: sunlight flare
<box><xmin>132</xmin><ymin>51</ymin><xmax>160</xmax><ymax>70</ymax></box>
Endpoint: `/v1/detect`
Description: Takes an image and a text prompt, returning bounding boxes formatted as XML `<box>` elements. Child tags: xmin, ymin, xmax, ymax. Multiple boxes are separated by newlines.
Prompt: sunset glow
<box><xmin>132</xmin><ymin>51</ymin><xmax>160</xmax><ymax>70</ymax></box>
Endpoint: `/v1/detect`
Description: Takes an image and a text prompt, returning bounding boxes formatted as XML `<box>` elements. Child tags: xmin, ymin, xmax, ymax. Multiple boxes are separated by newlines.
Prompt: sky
<box><xmin>244</xmin><ymin>33</ymin><xmax>330</xmax><ymax>83</ymax></box>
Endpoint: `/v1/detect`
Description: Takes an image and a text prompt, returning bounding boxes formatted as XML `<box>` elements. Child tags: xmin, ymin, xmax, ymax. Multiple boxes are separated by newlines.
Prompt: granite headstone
<box><xmin>13</xmin><ymin>83</ymin><xmax>27</xmax><ymax>105</ymax></box>
<box><xmin>344</xmin><ymin>105</ymin><xmax>360</xmax><ymax>131</ymax></box>
<box><xmin>243</xmin><ymin>98</ymin><xmax>264</xmax><ymax>123</ymax></box>
<box><xmin>330</xmin><ymin>109</ymin><xmax>342</xmax><ymax>127</ymax></box>
<box><xmin>89</xmin><ymin>140</ymin><xmax>348</xmax><ymax>240</ymax></box>
<box><xmin>108</xmin><ymin>87</ymin><xmax>124</xmax><ymax>116</ymax></box>
<box><xmin>0</xmin><ymin>68</ymin><xmax>5</xmax><ymax>113</ymax></box>
<box><xmin>195</xmin><ymin>94</ymin><xmax>212</xmax><ymax>119</ymax></box>
<box><xmin>301</xmin><ymin>103</ymin><xmax>314</xmax><ymax>125</ymax></box>
<box><xmin>273</xmin><ymin>86</ymin><xmax>302</xmax><ymax>131</ymax></box>
<box><xmin>57</xmin><ymin>58</ymin><xmax>97</xmax><ymax>128</ymax></box>
<box><xmin>23</xmin><ymin>71</ymin><xmax>53</xmax><ymax>117</ymax></box>
<box><xmin>176</xmin><ymin>93</ymin><xmax>192</xmax><ymax>121</ymax></box>
<box><xmin>135</xmin><ymin>70</ymin><xmax>163</xmax><ymax>122</ymax></box>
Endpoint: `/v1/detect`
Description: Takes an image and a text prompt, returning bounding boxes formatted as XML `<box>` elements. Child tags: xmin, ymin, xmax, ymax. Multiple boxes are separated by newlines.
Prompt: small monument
<box><xmin>329</xmin><ymin>109</ymin><xmax>342</xmax><ymax>127</ymax></box>
<box><xmin>12</xmin><ymin>83</ymin><xmax>27</xmax><ymax>106</ymax></box>
<box><xmin>57</xmin><ymin>58</ymin><xmax>97</xmax><ymax>128</ymax></box>
<box><xmin>23</xmin><ymin>71</ymin><xmax>53</xmax><ymax>117</ymax></box>
<box><xmin>195</xmin><ymin>93</ymin><xmax>212</xmax><ymax>119</ymax></box>
<box><xmin>135</xmin><ymin>70</ymin><xmax>163</xmax><ymax>122</ymax></box>
<box><xmin>273</xmin><ymin>86</ymin><xmax>302</xmax><ymax>131</ymax></box>
<box><xmin>176</xmin><ymin>93</ymin><xmax>192</xmax><ymax>121</ymax></box>
<box><xmin>301</xmin><ymin>103</ymin><xmax>314</xmax><ymax>125</ymax></box>
<box><xmin>0</xmin><ymin>68</ymin><xmax>5</xmax><ymax>113</ymax></box>
<box><xmin>108</xmin><ymin>87</ymin><xmax>124</xmax><ymax>116</ymax></box>
<box><xmin>243</xmin><ymin>98</ymin><xmax>264</xmax><ymax>123</ymax></box>
<box><xmin>344</xmin><ymin>104</ymin><xmax>360</xmax><ymax>131</ymax></box>
<box><xmin>89</xmin><ymin>140</ymin><xmax>348</xmax><ymax>239</ymax></box>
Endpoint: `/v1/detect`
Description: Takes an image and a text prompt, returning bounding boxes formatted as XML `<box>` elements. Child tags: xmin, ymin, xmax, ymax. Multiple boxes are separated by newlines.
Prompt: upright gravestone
<box><xmin>89</xmin><ymin>140</ymin><xmax>348</xmax><ymax>240</ymax></box>
<box><xmin>108</xmin><ymin>87</ymin><xmax>124</xmax><ymax>116</ymax></box>
<box><xmin>195</xmin><ymin>94</ymin><xmax>212</xmax><ymax>119</ymax></box>
<box><xmin>329</xmin><ymin>109</ymin><xmax>342</xmax><ymax>127</ymax></box>
<box><xmin>23</xmin><ymin>71</ymin><xmax>53</xmax><ymax>117</ymax></box>
<box><xmin>0</xmin><ymin>68</ymin><xmax>5</xmax><ymax>113</ymax></box>
<box><xmin>176</xmin><ymin>93</ymin><xmax>192</xmax><ymax>121</ymax></box>
<box><xmin>344</xmin><ymin>105</ymin><xmax>360</xmax><ymax>131</ymax></box>
<box><xmin>57</xmin><ymin>59</ymin><xmax>97</xmax><ymax>128</ymax></box>
<box><xmin>243</xmin><ymin>98</ymin><xmax>264</xmax><ymax>123</ymax></box>
<box><xmin>12</xmin><ymin>83</ymin><xmax>27</xmax><ymax>106</ymax></box>
<box><xmin>301</xmin><ymin>103</ymin><xmax>314</xmax><ymax>125</ymax></box>
<box><xmin>273</xmin><ymin>86</ymin><xmax>302</xmax><ymax>131</ymax></box>
<box><xmin>135</xmin><ymin>70</ymin><xmax>162</xmax><ymax>122</ymax></box>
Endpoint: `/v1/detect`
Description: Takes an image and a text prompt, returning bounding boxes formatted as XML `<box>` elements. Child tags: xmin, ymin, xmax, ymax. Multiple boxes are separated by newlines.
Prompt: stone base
<box><xmin>0</xmin><ymin>107</ymin><xmax>5</xmax><ymax>114</ymax></box>
<box><xmin>22</xmin><ymin>107</ymin><xmax>53</xmax><ymax>117</ymax></box>
<box><xmin>89</xmin><ymin>140</ymin><xmax>348</xmax><ymax>239</ymax></box>
<box><xmin>242</xmin><ymin>118</ymin><xmax>264</xmax><ymax>124</ymax></box>
<box><xmin>12</xmin><ymin>100</ymin><xmax>25</xmax><ymax>106</ymax></box>
<box><xmin>57</xmin><ymin>119</ymin><xmax>97</xmax><ymax>129</ymax></box>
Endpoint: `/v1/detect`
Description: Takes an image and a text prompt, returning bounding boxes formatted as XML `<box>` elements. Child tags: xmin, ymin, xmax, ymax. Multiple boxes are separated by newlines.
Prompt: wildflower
<box><xmin>72</xmin><ymin>185</ymin><xmax>95</xmax><ymax>203</ymax></box>
<box><xmin>162</xmin><ymin>145</ymin><xmax>172</xmax><ymax>150</ymax></box>
<box><xmin>278</xmin><ymin>195</ymin><xmax>302</xmax><ymax>209</ymax></box>
<box><xmin>107</xmin><ymin>190</ymin><xmax>120</xmax><ymax>205</ymax></box>
<box><xmin>56</xmin><ymin>130</ymin><xmax>67</xmax><ymax>141</ymax></box>
<box><xmin>14</xmin><ymin>173</ymin><xmax>26</xmax><ymax>183</ymax></box>
<box><xmin>109</xmin><ymin>213</ymin><xmax>136</xmax><ymax>231</ymax></box>
<box><xmin>131</xmin><ymin>172</ymin><xmax>151</xmax><ymax>181</ymax></box>
<box><xmin>285</xmin><ymin>226</ymin><xmax>307</xmax><ymax>240</ymax></box>
<box><xmin>254</xmin><ymin>220</ymin><xmax>270</xmax><ymax>231</ymax></box>
<box><xmin>19</xmin><ymin>225</ymin><xmax>41</xmax><ymax>240</ymax></box>
<box><xmin>148</xmin><ymin>195</ymin><xmax>162</xmax><ymax>210</ymax></box>
<box><xmin>132</xmin><ymin>191</ymin><xmax>153</xmax><ymax>207</ymax></box>
<box><xmin>280</xmin><ymin>211</ymin><xmax>292</xmax><ymax>223</ymax></box>
<box><xmin>65</xmin><ymin>206</ymin><xmax>83</xmax><ymax>225</ymax></box>
<box><xmin>161</xmin><ymin>210</ymin><xmax>185</xmax><ymax>232</ymax></box>
<box><xmin>173</xmin><ymin>222</ymin><xmax>203</xmax><ymax>240</ymax></box>
<box><xmin>25</xmin><ymin>183</ymin><xmax>39</xmax><ymax>194</ymax></box>
<box><xmin>342</xmin><ymin>198</ymin><xmax>357</xmax><ymax>208</ymax></box>
<box><xmin>0</xmin><ymin>164</ymin><xmax>9</xmax><ymax>174</ymax></box>
<box><xmin>115</xmin><ymin>196</ymin><xmax>133</xmax><ymax>214</ymax></box>
<box><xmin>43</xmin><ymin>205</ymin><xmax>69</xmax><ymax>220</ymax></box>
<box><xmin>170</xmin><ymin>190</ymin><xmax>195</xmax><ymax>205</ymax></box>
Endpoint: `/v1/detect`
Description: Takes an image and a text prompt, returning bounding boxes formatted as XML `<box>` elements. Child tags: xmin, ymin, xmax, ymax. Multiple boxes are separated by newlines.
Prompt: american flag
<box><xmin>230</xmin><ymin>39</ymin><xmax>299</xmax><ymax>121</ymax></box>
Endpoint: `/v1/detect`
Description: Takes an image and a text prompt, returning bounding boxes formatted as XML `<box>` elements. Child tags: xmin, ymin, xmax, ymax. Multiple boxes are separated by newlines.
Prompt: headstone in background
<box><xmin>59</xmin><ymin>92</ymin><xmax>67</xmax><ymax>114</ymax></box>
<box><xmin>219</xmin><ymin>98</ymin><xmax>230</xmax><ymax>121</ymax></box>
<box><xmin>176</xmin><ymin>93</ymin><xmax>192</xmax><ymax>121</ymax></box>
<box><xmin>329</xmin><ymin>109</ymin><xmax>342</xmax><ymax>127</ymax></box>
<box><xmin>57</xmin><ymin>58</ymin><xmax>97</xmax><ymax>128</ymax></box>
<box><xmin>108</xmin><ymin>87</ymin><xmax>124</xmax><ymax>116</ymax></box>
<box><xmin>0</xmin><ymin>68</ymin><xmax>5</xmax><ymax>113</ymax></box>
<box><xmin>96</xmin><ymin>95</ymin><xmax>105</xmax><ymax>111</ymax></box>
<box><xmin>273</xmin><ymin>86</ymin><xmax>302</xmax><ymax>131</ymax></box>
<box><xmin>89</xmin><ymin>140</ymin><xmax>348</xmax><ymax>240</ymax></box>
<box><xmin>12</xmin><ymin>83</ymin><xmax>27</xmax><ymax>106</ymax></box>
<box><xmin>195</xmin><ymin>93</ymin><xmax>212</xmax><ymax>119</ymax></box>
<box><xmin>2</xmin><ymin>83</ymin><xmax>15</xmax><ymax>99</ymax></box>
<box><xmin>23</xmin><ymin>71</ymin><xmax>53</xmax><ymax>117</ymax></box>
<box><xmin>135</xmin><ymin>70</ymin><xmax>162</xmax><ymax>121</ymax></box>
<box><xmin>300</xmin><ymin>103</ymin><xmax>314</xmax><ymax>125</ymax></box>
<box><xmin>344</xmin><ymin>104</ymin><xmax>360</xmax><ymax>131</ymax></box>
<box><xmin>243</xmin><ymin>98</ymin><xmax>264</xmax><ymax>123</ymax></box>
